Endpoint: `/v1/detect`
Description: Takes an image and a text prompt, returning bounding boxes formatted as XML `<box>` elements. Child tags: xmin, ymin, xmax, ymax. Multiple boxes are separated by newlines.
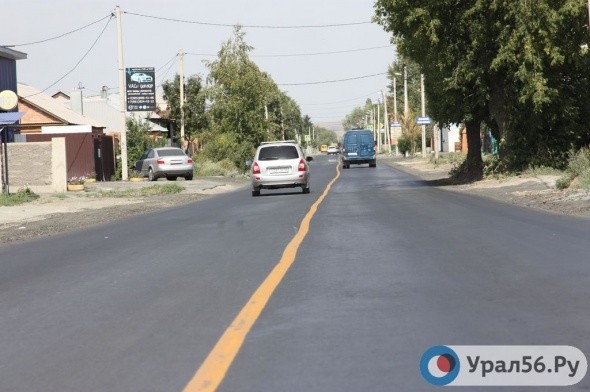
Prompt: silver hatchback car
<box><xmin>135</xmin><ymin>147</ymin><xmax>193</xmax><ymax>181</ymax></box>
<box><xmin>249</xmin><ymin>141</ymin><xmax>313</xmax><ymax>197</ymax></box>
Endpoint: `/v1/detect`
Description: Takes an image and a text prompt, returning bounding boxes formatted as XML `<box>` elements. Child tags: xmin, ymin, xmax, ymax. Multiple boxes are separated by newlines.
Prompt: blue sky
<box><xmin>2</xmin><ymin>0</ymin><xmax>396</xmax><ymax>127</ymax></box>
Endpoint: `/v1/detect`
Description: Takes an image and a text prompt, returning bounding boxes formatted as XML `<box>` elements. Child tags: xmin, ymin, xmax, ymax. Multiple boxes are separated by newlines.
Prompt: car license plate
<box><xmin>268</xmin><ymin>167</ymin><xmax>289</xmax><ymax>174</ymax></box>
<box><xmin>348</xmin><ymin>152</ymin><xmax>358</xmax><ymax>156</ymax></box>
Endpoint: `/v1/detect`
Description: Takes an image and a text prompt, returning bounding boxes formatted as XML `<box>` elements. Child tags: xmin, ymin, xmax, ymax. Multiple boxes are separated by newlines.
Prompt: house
<box><xmin>16</xmin><ymin>83</ymin><xmax>115</xmax><ymax>181</ymax></box>
<box><xmin>67</xmin><ymin>87</ymin><xmax>173</xmax><ymax>145</ymax></box>
<box><xmin>1</xmin><ymin>46</ymin><xmax>27</xmax><ymax>193</ymax></box>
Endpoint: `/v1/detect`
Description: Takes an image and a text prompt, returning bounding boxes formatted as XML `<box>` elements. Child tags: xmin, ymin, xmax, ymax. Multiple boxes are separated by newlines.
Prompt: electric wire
<box><xmin>123</xmin><ymin>11</ymin><xmax>371</xmax><ymax>28</ymax></box>
<box><xmin>301</xmin><ymin>90</ymin><xmax>381</xmax><ymax>105</ymax></box>
<box><xmin>186</xmin><ymin>45</ymin><xmax>393</xmax><ymax>58</ymax></box>
<box><xmin>278</xmin><ymin>72</ymin><xmax>387</xmax><ymax>86</ymax></box>
<box><xmin>3</xmin><ymin>14</ymin><xmax>112</xmax><ymax>47</ymax></box>
<box><xmin>23</xmin><ymin>16</ymin><xmax>114</xmax><ymax>97</ymax></box>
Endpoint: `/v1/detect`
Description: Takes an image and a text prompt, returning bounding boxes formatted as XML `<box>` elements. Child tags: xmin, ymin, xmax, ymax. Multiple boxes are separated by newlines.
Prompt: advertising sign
<box><xmin>125</xmin><ymin>67</ymin><xmax>156</xmax><ymax>111</ymax></box>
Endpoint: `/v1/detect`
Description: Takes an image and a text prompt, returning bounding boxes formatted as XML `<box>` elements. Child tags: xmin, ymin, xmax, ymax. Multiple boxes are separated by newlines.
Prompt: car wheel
<box><xmin>252</xmin><ymin>189</ymin><xmax>260</xmax><ymax>197</ymax></box>
<box><xmin>148</xmin><ymin>168</ymin><xmax>156</xmax><ymax>181</ymax></box>
<box><xmin>166</xmin><ymin>176</ymin><xmax>178</xmax><ymax>181</ymax></box>
<box><xmin>369</xmin><ymin>163</ymin><xmax>377</xmax><ymax>168</ymax></box>
<box><xmin>302</xmin><ymin>186</ymin><xmax>310</xmax><ymax>194</ymax></box>
<box><xmin>185</xmin><ymin>174</ymin><xmax>193</xmax><ymax>181</ymax></box>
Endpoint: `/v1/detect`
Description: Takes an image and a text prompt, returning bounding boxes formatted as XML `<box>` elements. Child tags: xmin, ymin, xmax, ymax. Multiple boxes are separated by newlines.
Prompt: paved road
<box><xmin>0</xmin><ymin>155</ymin><xmax>588</xmax><ymax>391</ymax></box>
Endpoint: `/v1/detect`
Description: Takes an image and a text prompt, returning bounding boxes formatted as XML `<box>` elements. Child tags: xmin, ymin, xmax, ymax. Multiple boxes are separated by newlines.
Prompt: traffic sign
<box><xmin>416</xmin><ymin>117</ymin><xmax>432</xmax><ymax>125</ymax></box>
<box><xmin>390</xmin><ymin>121</ymin><xmax>401</xmax><ymax>127</ymax></box>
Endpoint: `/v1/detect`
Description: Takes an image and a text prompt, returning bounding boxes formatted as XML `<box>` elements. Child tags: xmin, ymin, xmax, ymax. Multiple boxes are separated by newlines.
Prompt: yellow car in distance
<box><xmin>320</xmin><ymin>145</ymin><xmax>328</xmax><ymax>153</ymax></box>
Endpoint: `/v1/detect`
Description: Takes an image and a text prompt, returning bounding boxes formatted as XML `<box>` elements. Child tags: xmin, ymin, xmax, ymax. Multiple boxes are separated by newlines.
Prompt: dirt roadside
<box><xmin>381</xmin><ymin>156</ymin><xmax>590</xmax><ymax>218</ymax></box>
<box><xmin>0</xmin><ymin>177</ymin><xmax>250</xmax><ymax>244</ymax></box>
<box><xmin>1</xmin><ymin>158</ymin><xmax>589</xmax><ymax>244</ymax></box>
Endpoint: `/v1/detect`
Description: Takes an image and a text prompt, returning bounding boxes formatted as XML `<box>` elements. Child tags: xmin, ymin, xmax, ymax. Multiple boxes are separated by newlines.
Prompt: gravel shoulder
<box><xmin>2</xmin><ymin>158</ymin><xmax>589</xmax><ymax>244</ymax></box>
<box><xmin>381</xmin><ymin>156</ymin><xmax>590</xmax><ymax>218</ymax></box>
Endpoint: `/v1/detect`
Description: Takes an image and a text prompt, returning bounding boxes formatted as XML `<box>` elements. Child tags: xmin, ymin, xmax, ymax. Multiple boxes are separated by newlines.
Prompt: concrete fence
<box><xmin>7</xmin><ymin>137</ymin><xmax>67</xmax><ymax>193</ymax></box>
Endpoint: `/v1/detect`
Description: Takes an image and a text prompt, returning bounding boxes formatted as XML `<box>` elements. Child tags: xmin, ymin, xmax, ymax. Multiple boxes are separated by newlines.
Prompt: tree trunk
<box><xmin>453</xmin><ymin>119</ymin><xmax>483</xmax><ymax>182</ymax></box>
<box><xmin>465</xmin><ymin>119</ymin><xmax>483</xmax><ymax>178</ymax></box>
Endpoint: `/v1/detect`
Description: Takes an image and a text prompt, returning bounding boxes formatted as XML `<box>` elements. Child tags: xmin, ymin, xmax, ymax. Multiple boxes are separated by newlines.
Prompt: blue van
<box><xmin>340</xmin><ymin>129</ymin><xmax>376</xmax><ymax>169</ymax></box>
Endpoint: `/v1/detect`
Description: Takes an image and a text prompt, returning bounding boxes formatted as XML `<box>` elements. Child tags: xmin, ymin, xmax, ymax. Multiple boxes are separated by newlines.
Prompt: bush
<box><xmin>192</xmin><ymin>156</ymin><xmax>241</xmax><ymax>177</ymax></box>
<box><xmin>397</xmin><ymin>136</ymin><xmax>412</xmax><ymax>155</ymax></box>
<box><xmin>0</xmin><ymin>187</ymin><xmax>39</xmax><ymax>206</ymax></box>
<box><xmin>556</xmin><ymin>147</ymin><xmax>590</xmax><ymax>189</ymax></box>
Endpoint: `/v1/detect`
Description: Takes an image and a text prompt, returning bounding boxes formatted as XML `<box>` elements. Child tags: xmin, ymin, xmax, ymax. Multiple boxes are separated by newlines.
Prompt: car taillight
<box><xmin>342</xmin><ymin>146</ymin><xmax>346</xmax><ymax>153</ymax></box>
<box><xmin>252</xmin><ymin>162</ymin><xmax>261</xmax><ymax>174</ymax></box>
<box><xmin>187</xmin><ymin>158</ymin><xmax>193</xmax><ymax>164</ymax></box>
<box><xmin>298</xmin><ymin>159</ymin><xmax>306</xmax><ymax>172</ymax></box>
<box><xmin>156</xmin><ymin>159</ymin><xmax>165</xmax><ymax>165</ymax></box>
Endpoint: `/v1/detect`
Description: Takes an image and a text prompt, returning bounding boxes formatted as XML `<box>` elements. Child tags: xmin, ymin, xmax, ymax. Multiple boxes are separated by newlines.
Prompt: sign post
<box><xmin>125</xmin><ymin>67</ymin><xmax>156</xmax><ymax>111</ymax></box>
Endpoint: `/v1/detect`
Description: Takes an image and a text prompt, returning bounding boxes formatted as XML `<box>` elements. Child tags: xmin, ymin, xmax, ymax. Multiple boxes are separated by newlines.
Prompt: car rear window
<box><xmin>360</xmin><ymin>134</ymin><xmax>373</xmax><ymax>145</ymax></box>
<box><xmin>158</xmin><ymin>149</ymin><xmax>185</xmax><ymax>157</ymax></box>
<box><xmin>258</xmin><ymin>145</ymin><xmax>299</xmax><ymax>160</ymax></box>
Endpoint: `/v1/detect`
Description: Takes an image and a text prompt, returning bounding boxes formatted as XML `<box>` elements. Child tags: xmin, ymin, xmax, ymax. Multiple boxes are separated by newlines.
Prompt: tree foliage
<box><xmin>201</xmin><ymin>26</ymin><xmax>307</xmax><ymax>167</ymax></box>
<box><xmin>161</xmin><ymin>74</ymin><xmax>208</xmax><ymax>143</ymax></box>
<box><xmin>375</xmin><ymin>0</ymin><xmax>590</xmax><ymax>178</ymax></box>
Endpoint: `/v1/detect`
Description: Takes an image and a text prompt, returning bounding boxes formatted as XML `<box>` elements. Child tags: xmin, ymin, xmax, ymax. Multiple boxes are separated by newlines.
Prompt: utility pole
<box><xmin>403</xmin><ymin>66</ymin><xmax>408</xmax><ymax>117</ymax></box>
<box><xmin>179</xmin><ymin>49</ymin><xmax>185</xmax><ymax>144</ymax></box>
<box><xmin>376</xmin><ymin>101</ymin><xmax>381</xmax><ymax>153</ymax></box>
<box><xmin>115</xmin><ymin>6</ymin><xmax>128</xmax><ymax>181</ymax></box>
<box><xmin>421</xmin><ymin>73</ymin><xmax>427</xmax><ymax>158</ymax></box>
<box><xmin>393</xmin><ymin>78</ymin><xmax>398</xmax><ymax>121</ymax></box>
<box><xmin>381</xmin><ymin>90</ymin><xmax>391</xmax><ymax>154</ymax></box>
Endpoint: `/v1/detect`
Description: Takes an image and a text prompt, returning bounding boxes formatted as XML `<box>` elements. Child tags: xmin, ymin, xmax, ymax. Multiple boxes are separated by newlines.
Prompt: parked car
<box><xmin>130</xmin><ymin>73</ymin><xmax>153</xmax><ymax>83</ymax></box>
<box><xmin>341</xmin><ymin>129</ymin><xmax>376</xmax><ymax>168</ymax></box>
<box><xmin>327</xmin><ymin>145</ymin><xmax>339</xmax><ymax>155</ymax></box>
<box><xmin>135</xmin><ymin>147</ymin><xmax>193</xmax><ymax>181</ymax></box>
<box><xmin>248</xmin><ymin>141</ymin><xmax>313</xmax><ymax>197</ymax></box>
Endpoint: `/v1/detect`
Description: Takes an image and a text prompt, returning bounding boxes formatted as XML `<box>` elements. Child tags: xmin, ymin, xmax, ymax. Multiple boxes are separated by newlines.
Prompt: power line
<box><xmin>254</xmin><ymin>45</ymin><xmax>393</xmax><ymax>58</ymax></box>
<box><xmin>278</xmin><ymin>72</ymin><xmax>387</xmax><ymax>86</ymax></box>
<box><xmin>186</xmin><ymin>45</ymin><xmax>393</xmax><ymax>59</ymax></box>
<box><xmin>2</xmin><ymin>14</ymin><xmax>112</xmax><ymax>47</ymax></box>
<box><xmin>301</xmin><ymin>90</ymin><xmax>381</xmax><ymax>105</ymax></box>
<box><xmin>23</xmin><ymin>16</ymin><xmax>114</xmax><ymax>97</ymax></box>
<box><xmin>123</xmin><ymin>11</ymin><xmax>371</xmax><ymax>28</ymax></box>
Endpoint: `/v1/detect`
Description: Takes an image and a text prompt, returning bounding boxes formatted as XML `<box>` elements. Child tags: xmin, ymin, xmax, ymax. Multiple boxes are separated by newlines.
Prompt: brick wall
<box><xmin>7</xmin><ymin>142</ymin><xmax>52</xmax><ymax>189</ymax></box>
<box><xmin>6</xmin><ymin>138</ymin><xmax>67</xmax><ymax>193</ymax></box>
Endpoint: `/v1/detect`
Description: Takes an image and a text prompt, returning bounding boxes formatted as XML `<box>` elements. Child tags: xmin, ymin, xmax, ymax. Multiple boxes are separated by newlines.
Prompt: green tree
<box><xmin>375</xmin><ymin>0</ymin><xmax>590</xmax><ymax>178</ymax></box>
<box><xmin>310</xmin><ymin>126</ymin><xmax>338</xmax><ymax>149</ymax></box>
<box><xmin>123</xmin><ymin>116</ymin><xmax>164</xmax><ymax>177</ymax></box>
<box><xmin>161</xmin><ymin>74</ymin><xmax>208</xmax><ymax>146</ymax></box>
<box><xmin>204</xmin><ymin>26</ymin><xmax>282</xmax><ymax>166</ymax></box>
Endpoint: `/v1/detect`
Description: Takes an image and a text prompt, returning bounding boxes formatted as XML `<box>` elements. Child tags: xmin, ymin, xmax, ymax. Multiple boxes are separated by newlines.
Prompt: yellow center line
<box><xmin>183</xmin><ymin>163</ymin><xmax>341</xmax><ymax>392</ymax></box>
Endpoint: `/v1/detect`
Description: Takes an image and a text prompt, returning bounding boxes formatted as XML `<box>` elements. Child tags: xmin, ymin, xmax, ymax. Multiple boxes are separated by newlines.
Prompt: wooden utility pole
<box><xmin>115</xmin><ymin>6</ymin><xmax>128</xmax><ymax>180</ymax></box>
<box><xmin>179</xmin><ymin>49</ymin><xmax>185</xmax><ymax>143</ymax></box>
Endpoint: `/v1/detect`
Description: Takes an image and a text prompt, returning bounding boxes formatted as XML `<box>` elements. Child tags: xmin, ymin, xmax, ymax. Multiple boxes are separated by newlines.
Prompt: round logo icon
<box><xmin>420</xmin><ymin>345</ymin><xmax>460</xmax><ymax>386</ymax></box>
<box><xmin>0</xmin><ymin>90</ymin><xmax>18</xmax><ymax>111</ymax></box>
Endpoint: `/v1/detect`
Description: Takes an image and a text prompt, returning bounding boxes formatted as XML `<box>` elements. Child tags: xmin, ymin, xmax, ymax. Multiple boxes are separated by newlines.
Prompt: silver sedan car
<box><xmin>249</xmin><ymin>141</ymin><xmax>312</xmax><ymax>196</ymax></box>
<box><xmin>135</xmin><ymin>147</ymin><xmax>193</xmax><ymax>181</ymax></box>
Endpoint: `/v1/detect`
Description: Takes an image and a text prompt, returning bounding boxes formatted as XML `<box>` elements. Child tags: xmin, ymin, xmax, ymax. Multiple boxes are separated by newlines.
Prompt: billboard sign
<box><xmin>125</xmin><ymin>67</ymin><xmax>156</xmax><ymax>111</ymax></box>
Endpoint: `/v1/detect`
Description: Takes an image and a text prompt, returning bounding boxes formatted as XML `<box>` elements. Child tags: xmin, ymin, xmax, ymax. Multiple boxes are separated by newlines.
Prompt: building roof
<box><xmin>80</xmin><ymin>92</ymin><xmax>168</xmax><ymax>133</ymax></box>
<box><xmin>17</xmin><ymin>83</ymin><xmax>105</xmax><ymax>128</ymax></box>
<box><xmin>0</xmin><ymin>46</ymin><xmax>27</xmax><ymax>60</ymax></box>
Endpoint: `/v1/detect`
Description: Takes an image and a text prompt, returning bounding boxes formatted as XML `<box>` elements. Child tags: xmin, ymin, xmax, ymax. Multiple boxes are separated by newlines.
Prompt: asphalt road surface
<box><xmin>0</xmin><ymin>154</ymin><xmax>588</xmax><ymax>391</ymax></box>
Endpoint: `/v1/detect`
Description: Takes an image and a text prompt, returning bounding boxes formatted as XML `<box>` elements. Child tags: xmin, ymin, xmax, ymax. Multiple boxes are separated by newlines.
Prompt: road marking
<box><xmin>183</xmin><ymin>164</ymin><xmax>341</xmax><ymax>392</ymax></box>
